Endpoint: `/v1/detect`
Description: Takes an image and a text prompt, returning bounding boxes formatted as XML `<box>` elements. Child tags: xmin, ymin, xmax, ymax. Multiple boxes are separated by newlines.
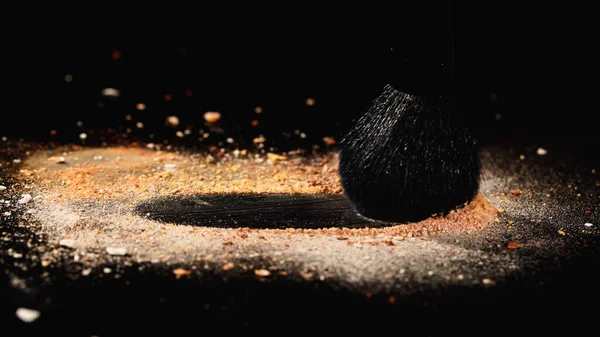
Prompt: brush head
<box><xmin>338</xmin><ymin>84</ymin><xmax>481</xmax><ymax>223</ymax></box>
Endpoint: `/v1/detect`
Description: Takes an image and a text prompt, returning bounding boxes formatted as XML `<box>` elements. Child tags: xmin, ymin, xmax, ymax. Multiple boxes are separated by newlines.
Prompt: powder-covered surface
<box><xmin>16</xmin><ymin>146</ymin><xmax>496</xmax><ymax>291</ymax></box>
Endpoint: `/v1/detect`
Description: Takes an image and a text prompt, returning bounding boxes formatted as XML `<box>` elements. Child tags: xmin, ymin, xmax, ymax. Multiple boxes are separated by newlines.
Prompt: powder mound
<box><xmin>21</xmin><ymin>146</ymin><xmax>495</xmax><ymax>240</ymax></box>
<box><xmin>303</xmin><ymin>193</ymin><xmax>496</xmax><ymax>238</ymax></box>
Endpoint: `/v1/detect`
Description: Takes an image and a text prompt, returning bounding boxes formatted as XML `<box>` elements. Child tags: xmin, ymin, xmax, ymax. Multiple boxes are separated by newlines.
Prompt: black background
<box><xmin>3</xmin><ymin>3</ymin><xmax>598</xmax><ymax>152</ymax></box>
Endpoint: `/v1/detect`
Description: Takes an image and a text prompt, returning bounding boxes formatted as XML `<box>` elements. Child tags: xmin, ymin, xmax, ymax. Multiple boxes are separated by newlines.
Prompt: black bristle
<box><xmin>338</xmin><ymin>84</ymin><xmax>481</xmax><ymax>223</ymax></box>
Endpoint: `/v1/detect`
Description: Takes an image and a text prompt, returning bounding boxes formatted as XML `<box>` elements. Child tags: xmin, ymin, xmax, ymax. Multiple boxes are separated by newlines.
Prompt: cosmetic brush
<box><xmin>338</xmin><ymin>1</ymin><xmax>481</xmax><ymax>223</ymax></box>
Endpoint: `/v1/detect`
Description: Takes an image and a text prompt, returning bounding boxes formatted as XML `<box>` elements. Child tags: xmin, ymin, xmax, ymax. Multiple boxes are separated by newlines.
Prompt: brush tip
<box><xmin>339</xmin><ymin>85</ymin><xmax>480</xmax><ymax>223</ymax></box>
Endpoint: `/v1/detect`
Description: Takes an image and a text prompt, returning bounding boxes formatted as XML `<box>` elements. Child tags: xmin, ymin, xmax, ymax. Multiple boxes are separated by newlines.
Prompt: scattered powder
<box><xmin>19</xmin><ymin>145</ymin><xmax>498</xmax><ymax>291</ymax></box>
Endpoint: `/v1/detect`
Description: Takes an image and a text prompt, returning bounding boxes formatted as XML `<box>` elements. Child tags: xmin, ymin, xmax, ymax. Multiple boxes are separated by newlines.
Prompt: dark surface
<box><xmin>2</xmin><ymin>140</ymin><xmax>600</xmax><ymax>335</ymax></box>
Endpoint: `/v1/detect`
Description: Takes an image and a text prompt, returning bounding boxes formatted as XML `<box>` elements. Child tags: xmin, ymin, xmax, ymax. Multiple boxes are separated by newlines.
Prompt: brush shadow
<box><xmin>133</xmin><ymin>193</ymin><xmax>393</xmax><ymax>229</ymax></box>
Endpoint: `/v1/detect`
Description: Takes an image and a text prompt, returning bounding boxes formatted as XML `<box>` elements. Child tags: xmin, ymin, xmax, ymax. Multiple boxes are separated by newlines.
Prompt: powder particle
<box><xmin>254</xmin><ymin>269</ymin><xmax>271</xmax><ymax>277</ymax></box>
<box><xmin>106</xmin><ymin>247</ymin><xmax>127</xmax><ymax>256</ymax></box>
<box><xmin>173</xmin><ymin>268</ymin><xmax>192</xmax><ymax>278</ymax></box>
<box><xmin>18</xmin><ymin>194</ymin><xmax>32</xmax><ymax>204</ymax></box>
<box><xmin>510</xmin><ymin>189</ymin><xmax>522</xmax><ymax>196</ymax></box>
<box><xmin>203</xmin><ymin>112</ymin><xmax>221</xmax><ymax>123</ymax></box>
<box><xmin>59</xmin><ymin>239</ymin><xmax>76</xmax><ymax>248</ymax></box>
<box><xmin>15</xmin><ymin>308</ymin><xmax>40</xmax><ymax>323</ymax></box>
<box><xmin>101</xmin><ymin>88</ymin><xmax>120</xmax><ymax>97</ymax></box>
